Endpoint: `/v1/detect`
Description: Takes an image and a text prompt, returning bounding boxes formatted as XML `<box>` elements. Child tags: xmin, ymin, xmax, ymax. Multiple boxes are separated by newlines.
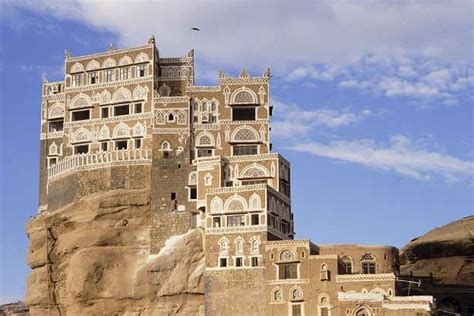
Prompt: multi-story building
<box><xmin>37</xmin><ymin>37</ymin><xmax>433</xmax><ymax>315</ymax></box>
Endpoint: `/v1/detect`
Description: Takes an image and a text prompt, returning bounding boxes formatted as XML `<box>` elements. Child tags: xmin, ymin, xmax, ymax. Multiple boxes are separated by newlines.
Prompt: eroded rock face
<box><xmin>25</xmin><ymin>189</ymin><xmax>205</xmax><ymax>315</ymax></box>
<box><xmin>400</xmin><ymin>215</ymin><xmax>474</xmax><ymax>285</ymax></box>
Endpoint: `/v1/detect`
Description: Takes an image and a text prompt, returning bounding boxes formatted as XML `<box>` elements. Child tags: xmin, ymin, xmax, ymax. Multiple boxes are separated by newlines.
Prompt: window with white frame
<box><xmin>104</xmin><ymin>69</ymin><xmax>114</xmax><ymax>82</ymax></box>
<box><xmin>72</xmin><ymin>74</ymin><xmax>82</xmax><ymax>87</ymax></box>
<box><xmin>89</xmin><ymin>72</ymin><xmax>98</xmax><ymax>84</ymax></box>
<box><xmin>120</xmin><ymin>67</ymin><xmax>130</xmax><ymax>80</ymax></box>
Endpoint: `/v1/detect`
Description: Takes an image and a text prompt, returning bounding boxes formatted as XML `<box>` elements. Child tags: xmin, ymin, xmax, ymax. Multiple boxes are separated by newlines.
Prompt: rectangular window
<box><xmin>101</xmin><ymin>107</ymin><xmax>109</xmax><ymax>118</ymax></box>
<box><xmin>362</xmin><ymin>262</ymin><xmax>376</xmax><ymax>274</ymax></box>
<box><xmin>71</xmin><ymin>110</ymin><xmax>90</xmax><ymax>121</ymax></box>
<box><xmin>115</xmin><ymin>140</ymin><xmax>128</xmax><ymax>150</ymax></box>
<box><xmin>320</xmin><ymin>308</ymin><xmax>329</xmax><ymax>316</ymax></box>
<box><xmin>48</xmin><ymin>119</ymin><xmax>63</xmax><ymax>132</ymax></box>
<box><xmin>101</xmin><ymin>142</ymin><xmax>108</xmax><ymax>152</ymax></box>
<box><xmin>48</xmin><ymin>157</ymin><xmax>57</xmax><ymax>166</ymax></box>
<box><xmin>170</xmin><ymin>192</ymin><xmax>176</xmax><ymax>200</ymax></box>
<box><xmin>209</xmin><ymin>115</ymin><xmax>217</xmax><ymax>124</ymax></box>
<box><xmin>292</xmin><ymin>304</ymin><xmax>302</xmax><ymax>316</ymax></box>
<box><xmin>227</xmin><ymin>215</ymin><xmax>245</xmax><ymax>227</ymax></box>
<box><xmin>235</xmin><ymin>257</ymin><xmax>243</xmax><ymax>267</ymax></box>
<box><xmin>251</xmin><ymin>257</ymin><xmax>259</xmax><ymax>267</ymax></box>
<box><xmin>134</xmin><ymin>138</ymin><xmax>142</xmax><ymax>149</ymax></box>
<box><xmin>213</xmin><ymin>217</ymin><xmax>221</xmax><ymax>228</ymax></box>
<box><xmin>279</xmin><ymin>263</ymin><xmax>298</xmax><ymax>279</ymax></box>
<box><xmin>89</xmin><ymin>72</ymin><xmax>98</xmax><ymax>84</ymax></box>
<box><xmin>232</xmin><ymin>107</ymin><xmax>255</xmax><ymax>121</ymax></box>
<box><xmin>139</xmin><ymin>64</ymin><xmax>146</xmax><ymax>77</ymax></box>
<box><xmin>197</xmin><ymin>149</ymin><xmax>213</xmax><ymax>157</ymax></box>
<box><xmin>105</xmin><ymin>69</ymin><xmax>114</xmax><ymax>82</ymax></box>
<box><xmin>134</xmin><ymin>103</ymin><xmax>142</xmax><ymax>113</ymax></box>
<box><xmin>233</xmin><ymin>145</ymin><xmax>257</xmax><ymax>156</ymax></box>
<box><xmin>120</xmin><ymin>67</ymin><xmax>129</xmax><ymax>80</ymax></box>
<box><xmin>72</xmin><ymin>74</ymin><xmax>82</xmax><ymax>87</ymax></box>
<box><xmin>114</xmin><ymin>105</ymin><xmax>130</xmax><ymax>116</ymax></box>
<box><xmin>219</xmin><ymin>258</ymin><xmax>227</xmax><ymax>268</ymax></box>
<box><xmin>74</xmin><ymin>145</ymin><xmax>89</xmax><ymax>154</ymax></box>
<box><xmin>251</xmin><ymin>214</ymin><xmax>259</xmax><ymax>225</ymax></box>
<box><xmin>189</xmin><ymin>187</ymin><xmax>197</xmax><ymax>200</ymax></box>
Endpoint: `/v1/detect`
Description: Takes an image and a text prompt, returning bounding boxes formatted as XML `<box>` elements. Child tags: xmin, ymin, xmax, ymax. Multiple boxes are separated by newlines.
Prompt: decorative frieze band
<box><xmin>64</xmin><ymin>76</ymin><xmax>153</xmax><ymax>93</ymax></box>
<box><xmin>205</xmin><ymin>225</ymin><xmax>267</xmax><ymax>235</ymax></box>
<box><xmin>64</xmin><ymin>112</ymin><xmax>153</xmax><ymax>128</ymax></box>
<box><xmin>67</xmin><ymin>44</ymin><xmax>154</xmax><ymax>62</ymax></box>
<box><xmin>267</xmin><ymin>279</ymin><xmax>309</xmax><ymax>285</ymax></box>
<box><xmin>336</xmin><ymin>273</ymin><xmax>396</xmax><ymax>283</ymax></box>
<box><xmin>207</xmin><ymin>183</ymin><xmax>267</xmax><ymax>194</ymax></box>
<box><xmin>40</xmin><ymin>131</ymin><xmax>64</xmax><ymax>140</ymax></box>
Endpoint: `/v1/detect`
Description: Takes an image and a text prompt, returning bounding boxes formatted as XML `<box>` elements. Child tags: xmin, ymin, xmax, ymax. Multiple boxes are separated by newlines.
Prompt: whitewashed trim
<box><xmin>65</xmin><ymin>76</ymin><xmax>152</xmax><ymax>93</ymax></box>
<box><xmin>64</xmin><ymin>112</ymin><xmax>153</xmax><ymax>128</ymax></box>
<box><xmin>336</xmin><ymin>273</ymin><xmax>396</xmax><ymax>283</ymax></box>
<box><xmin>40</xmin><ymin>131</ymin><xmax>64</xmax><ymax>140</ymax></box>
<box><xmin>267</xmin><ymin>279</ymin><xmax>309</xmax><ymax>285</ymax></box>
<box><xmin>67</xmin><ymin>44</ymin><xmax>154</xmax><ymax>62</ymax></box>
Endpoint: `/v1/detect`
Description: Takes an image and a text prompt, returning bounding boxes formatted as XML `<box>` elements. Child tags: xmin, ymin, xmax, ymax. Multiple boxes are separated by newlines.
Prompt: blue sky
<box><xmin>0</xmin><ymin>1</ymin><xmax>473</xmax><ymax>304</ymax></box>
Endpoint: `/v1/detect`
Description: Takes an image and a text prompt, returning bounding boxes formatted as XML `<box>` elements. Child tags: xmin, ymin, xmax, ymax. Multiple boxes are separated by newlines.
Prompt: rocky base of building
<box><xmin>0</xmin><ymin>301</ymin><xmax>29</xmax><ymax>316</ymax></box>
<box><xmin>25</xmin><ymin>189</ymin><xmax>205</xmax><ymax>316</ymax></box>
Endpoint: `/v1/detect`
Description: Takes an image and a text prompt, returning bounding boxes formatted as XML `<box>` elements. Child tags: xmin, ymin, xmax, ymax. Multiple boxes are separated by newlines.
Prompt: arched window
<box><xmin>250</xmin><ymin>238</ymin><xmax>259</xmax><ymax>254</ymax></box>
<box><xmin>355</xmin><ymin>308</ymin><xmax>371</xmax><ymax>316</ymax></box>
<box><xmin>196</xmin><ymin>132</ymin><xmax>214</xmax><ymax>147</ymax></box>
<box><xmin>249</xmin><ymin>193</ymin><xmax>261</xmax><ymax>209</ymax></box>
<box><xmin>177</xmin><ymin>111</ymin><xmax>187</xmax><ymax>125</ymax></box>
<box><xmin>211</xmin><ymin>197</ymin><xmax>223</xmax><ymax>213</ymax></box>
<box><xmin>235</xmin><ymin>237</ymin><xmax>244</xmax><ymax>255</ymax></box>
<box><xmin>224</xmin><ymin>195</ymin><xmax>247</xmax><ymax>211</ymax></box>
<box><xmin>218</xmin><ymin>238</ymin><xmax>229</xmax><ymax>255</ymax></box>
<box><xmin>159</xmin><ymin>84</ymin><xmax>171</xmax><ymax>97</ymax></box>
<box><xmin>161</xmin><ymin>141</ymin><xmax>171</xmax><ymax>151</ymax></box>
<box><xmin>290</xmin><ymin>287</ymin><xmax>303</xmax><ymax>301</ymax></box>
<box><xmin>341</xmin><ymin>256</ymin><xmax>352</xmax><ymax>274</ymax></box>
<box><xmin>361</xmin><ymin>254</ymin><xmax>376</xmax><ymax>274</ymax></box>
<box><xmin>320</xmin><ymin>264</ymin><xmax>329</xmax><ymax>281</ymax></box>
<box><xmin>280</xmin><ymin>250</ymin><xmax>295</xmax><ymax>261</ymax></box>
<box><xmin>167</xmin><ymin>112</ymin><xmax>175</xmax><ymax>122</ymax></box>
<box><xmin>272</xmin><ymin>289</ymin><xmax>283</xmax><ymax>302</ymax></box>
<box><xmin>232</xmin><ymin>126</ymin><xmax>259</xmax><ymax>142</ymax></box>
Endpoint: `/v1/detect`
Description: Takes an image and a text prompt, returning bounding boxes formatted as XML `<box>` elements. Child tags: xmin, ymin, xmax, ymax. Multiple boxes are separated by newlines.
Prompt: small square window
<box><xmin>135</xmin><ymin>103</ymin><xmax>142</xmax><ymax>113</ymax></box>
<box><xmin>219</xmin><ymin>258</ymin><xmax>227</xmax><ymax>267</ymax></box>
<box><xmin>163</xmin><ymin>151</ymin><xmax>169</xmax><ymax>159</ymax></box>
<box><xmin>101</xmin><ymin>142</ymin><xmax>108</xmax><ymax>151</ymax></box>
<box><xmin>171</xmin><ymin>192</ymin><xmax>176</xmax><ymax>200</ymax></box>
<box><xmin>115</xmin><ymin>141</ymin><xmax>128</xmax><ymax>150</ymax></box>
<box><xmin>139</xmin><ymin>64</ymin><xmax>146</xmax><ymax>77</ymax></box>
<box><xmin>89</xmin><ymin>72</ymin><xmax>98</xmax><ymax>84</ymax></box>
<box><xmin>235</xmin><ymin>257</ymin><xmax>243</xmax><ymax>267</ymax></box>
<box><xmin>213</xmin><ymin>217</ymin><xmax>221</xmax><ymax>228</ymax></box>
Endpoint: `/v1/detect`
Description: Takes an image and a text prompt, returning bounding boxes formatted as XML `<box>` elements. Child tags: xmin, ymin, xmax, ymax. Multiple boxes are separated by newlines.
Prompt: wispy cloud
<box><xmin>272</xmin><ymin>100</ymin><xmax>372</xmax><ymax>140</ymax></box>
<box><xmin>288</xmin><ymin>55</ymin><xmax>473</xmax><ymax>105</ymax></box>
<box><xmin>288</xmin><ymin>135</ymin><xmax>474</xmax><ymax>182</ymax></box>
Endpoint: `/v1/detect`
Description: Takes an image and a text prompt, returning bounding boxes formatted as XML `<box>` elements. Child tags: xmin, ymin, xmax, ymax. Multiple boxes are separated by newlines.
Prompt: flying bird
<box><xmin>191</xmin><ymin>27</ymin><xmax>200</xmax><ymax>31</ymax></box>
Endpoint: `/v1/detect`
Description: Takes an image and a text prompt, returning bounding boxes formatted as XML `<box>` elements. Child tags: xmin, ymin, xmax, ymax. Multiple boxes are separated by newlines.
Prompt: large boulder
<box><xmin>25</xmin><ymin>189</ymin><xmax>205</xmax><ymax>315</ymax></box>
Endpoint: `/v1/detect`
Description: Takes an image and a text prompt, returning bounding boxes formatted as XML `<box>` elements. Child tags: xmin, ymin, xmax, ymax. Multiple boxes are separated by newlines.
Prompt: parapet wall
<box><xmin>47</xmin><ymin>164</ymin><xmax>151</xmax><ymax>212</ymax></box>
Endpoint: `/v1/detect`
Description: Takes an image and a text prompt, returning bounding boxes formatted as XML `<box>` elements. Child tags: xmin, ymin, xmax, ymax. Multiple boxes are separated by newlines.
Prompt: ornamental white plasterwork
<box><xmin>206</xmin><ymin>183</ymin><xmax>267</xmax><ymax>194</ymax></box>
<box><xmin>133</xmin><ymin>85</ymin><xmax>149</xmax><ymax>100</ymax></box>
<box><xmin>224</xmin><ymin>194</ymin><xmax>247</xmax><ymax>211</ymax></box>
<box><xmin>230</xmin><ymin>86</ymin><xmax>258</xmax><ymax>105</ymax></box>
<box><xmin>336</xmin><ymin>273</ymin><xmax>396</xmax><ymax>283</ymax></box>
<box><xmin>219</xmin><ymin>77</ymin><xmax>269</xmax><ymax>85</ymax></box>
<box><xmin>86</xmin><ymin>60</ymin><xmax>100</xmax><ymax>71</ymax></box>
<box><xmin>71</xmin><ymin>127</ymin><xmax>91</xmax><ymax>143</ymax></box>
<box><xmin>98</xmin><ymin>125</ymin><xmax>109</xmax><ymax>139</ymax></box>
<box><xmin>211</xmin><ymin>196</ymin><xmax>223</xmax><ymax>213</ymax></box>
<box><xmin>70</xmin><ymin>62</ymin><xmax>84</xmax><ymax>73</ymax></box>
<box><xmin>240</xmin><ymin>163</ymin><xmax>270</xmax><ymax>178</ymax></box>
<box><xmin>65</xmin><ymin>76</ymin><xmax>152</xmax><ymax>93</ymax></box>
<box><xmin>188</xmin><ymin>171</ymin><xmax>197</xmax><ymax>185</ymax></box>
<box><xmin>186</xmin><ymin>85</ymin><xmax>220</xmax><ymax>92</ymax></box>
<box><xmin>158</xmin><ymin>83</ymin><xmax>171</xmax><ymax>97</ymax></box>
<box><xmin>49</xmin><ymin>142</ymin><xmax>58</xmax><ymax>155</ymax></box>
<box><xmin>153</xmin><ymin>96</ymin><xmax>189</xmax><ymax>104</ymax></box>
<box><xmin>67</xmin><ymin>44</ymin><xmax>153</xmax><ymax>62</ymax></box>
<box><xmin>69</xmin><ymin>93</ymin><xmax>92</xmax><ymax>109</ymax></box>
<box><xmin>249</xmin><ymin>193</ymin><xmax>261</xmax><ymax>209</ymax></box>
<box><xmin>112</xmin><ymin>87</ymin><xmax>132</xmax><ymax>102</ymax></box>
<box><xmin>48</xmin><ymin>149</ymin><xmax>152</xmax><ymax>182</ymax></box>
<box><xmin>102</xmin><ymin>57</ymin><xmax>117</xmax><ymax>68</ymax></box>
<box><xmin>40</xmin><ymin>131</ymin><xmax>64</xmax><ymax>140</ymax></box>
<box><xmin>119</xmin><ymin>55</ymin><xmax>133</xmax><ymax>66</ymax></box>
<box><xmin>135</xmin><ymin>52</ymin><xmax>150</xmax><ymax>63</ymax></box>
<box><xmin>159</xmin><ymin>57</ymin><xmax>192</xmax><ymax>64</ymax></box>
<box><xmin>152</xmin><ymin>128</ymin><xmax>189</xmax><ymax>135</ymax></box>
<box><xmin>258</xmin><ymin>86</ymin><xmax>266</xmax><ymax>104</ymax></box>
<box><xmin>159</xmin><ymin>66</ymin><xmax>191</xmax><ymax>79</ymax></box>
<box><xmin>220</xmin><ymin>119</ymin><xmax>269</xmax><ymax>125</ymax></box>
<box><xmin>196</xmin><ymin>131</ymin><xmax>215</xmax><ymax>147</ymax></box>
<box><xmin>48</xmin><ymin>103</ymin><xmax>65</xmax><ymax>118</ymax></box>
<box><xmin>231</xmin><ymin>125</ymin><xmax>260</xmax><ymax>142</ymax></box>
<box><xmin>205</xmin><ymin>225</ymin><xmax>267</xmax><ymax>235</ymax></box>
<box><xmin>42</xmin><ymin>93</ymin><xmax>65</xmax><ymax>102</ymax></box>
<box><xmin>235</xmin><ymin>237</ymin><xmax>244</xmax><ymax>255</ymax></box>
<box><xmin>113</xmin><ymin>122</ymin><xmax>130</xmax><ymax>138</ymax></box>
<box><xmin>194</xmin><ymin>124</ymin><xmax>220</xmax><ymax>130</ymax></box>
<box><xmin>64</xmin><ymin>112</ymin><xmax>153</xmax><ymax>128</ymax></box>
<box><xmin>267</xmin><ymin>279</ymin><xmax>309</xmax><ymax>286</ymax></box>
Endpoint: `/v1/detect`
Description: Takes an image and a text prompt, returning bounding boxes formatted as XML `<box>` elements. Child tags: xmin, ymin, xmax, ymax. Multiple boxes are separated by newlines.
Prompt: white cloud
<box><xmin>271</xmin><ymin>100</ymin><xmax>372</xmax><ymax>141</ymax></box>
<box><xmin>288</xmin><ymin>135</ymin><xmax>474</xmax><ymax>181</ymax></box>
<box><xmin>5</xmin><ymin>1</ymin><xmax>473</xmax><ymax>69</ymax></box>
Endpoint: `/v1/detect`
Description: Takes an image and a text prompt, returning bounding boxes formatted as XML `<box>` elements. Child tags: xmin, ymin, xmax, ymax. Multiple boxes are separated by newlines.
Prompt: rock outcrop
<box><xmin>0</xmin><ymin>301</ymin><xmax>29</xmax><ymax>316</ymax></box>
<box><xmin>400</xmin><ymin>215</ymin><xmax>474</xmax><ymax>285</ymax></box>
<box><xmin>25</xmin><ymin>189</ymin><xmax>205</xmax><ymax>315</ymax></box>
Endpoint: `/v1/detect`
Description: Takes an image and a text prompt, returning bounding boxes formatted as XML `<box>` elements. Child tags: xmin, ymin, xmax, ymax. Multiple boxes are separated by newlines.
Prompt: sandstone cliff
<box><xmin>25</xmin><ymin>189</ymin><xmax>205</xmax><ymax>315</ymax></box>
<box><xmin>400</xmin><ymin>215</ymin><xmax>474</xmax><ymax>285</ymax></box>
